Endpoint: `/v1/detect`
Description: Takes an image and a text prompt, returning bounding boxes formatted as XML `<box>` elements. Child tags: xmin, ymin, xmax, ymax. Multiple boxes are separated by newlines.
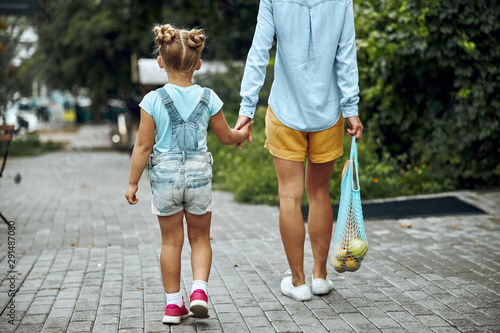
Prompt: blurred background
<box><xmin>0</xmin><ymin>0</ymin><xmax>498</xmax><ymax>205</ymax></box>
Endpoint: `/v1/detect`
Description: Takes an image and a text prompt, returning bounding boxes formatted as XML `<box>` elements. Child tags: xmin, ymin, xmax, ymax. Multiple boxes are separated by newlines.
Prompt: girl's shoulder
<box><xmin>139</xmin><ymin>89</ymin><xmax>164</xmax><ymax>116</ymax></box>
<box><xmin>142</xmin><ymin>88</ymin><xmax>164</xmax><ymax>104</ymax></box>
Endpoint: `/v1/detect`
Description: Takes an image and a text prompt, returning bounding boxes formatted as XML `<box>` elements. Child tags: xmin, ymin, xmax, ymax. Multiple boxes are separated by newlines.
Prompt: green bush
<box><xmin>355</xmin><ymin>0</ymin><xmax>500</xmax><ymax>189</ymax></box>
<box><xmin>8</xmin><ymin>132</ymin><xmax>64</xmax><ymax>156</ymax></box>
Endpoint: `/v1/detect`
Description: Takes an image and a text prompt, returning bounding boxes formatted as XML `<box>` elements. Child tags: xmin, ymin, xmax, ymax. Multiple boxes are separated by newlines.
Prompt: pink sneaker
<box><xmin>163</xmin><ymin>298</ymin><xmax>190</xmax><ymax>324</ymax></box>
<box><xmin>190</xmin><ymin>289</ymin><xmax>209</xmax><ymax>318</ymax></box>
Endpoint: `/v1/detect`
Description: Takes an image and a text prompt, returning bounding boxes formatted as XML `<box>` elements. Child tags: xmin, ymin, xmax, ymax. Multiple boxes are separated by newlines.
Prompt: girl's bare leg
<box><xmin>158</xmin><ymin>211</ymin><xmax>185</xmax><ymax>293</ymax></box>
<box><xmin>273</xmin><ymin>157</ymin><xmax>306</xmax><ymax>286</ymax></box>
<box><xmin>305</xmin><ymin>159</ymin><xmax>336</xmax><ymax>280</ymax></box>
<box><xmin>185</xmin><ymin>211</ymin><xmax>212</xmax><ymax>282</ymax></box>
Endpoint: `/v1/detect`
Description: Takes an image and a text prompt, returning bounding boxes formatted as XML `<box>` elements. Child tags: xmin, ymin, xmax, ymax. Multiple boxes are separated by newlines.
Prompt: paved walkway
<box><xmin>0</xmin><ymin>126</ymin><xmax>499</xmax><ymax>332</ymax></box>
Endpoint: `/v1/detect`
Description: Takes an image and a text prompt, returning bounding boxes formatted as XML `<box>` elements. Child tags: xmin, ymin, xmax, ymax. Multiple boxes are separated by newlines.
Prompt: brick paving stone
<box><xmin>271</xmin><ymin>320</ymin><xmax>302</xmax><ymax>333</ymax></box>
<box><xmin>320</xmin><ymin>317</ymin><xmax>357</xmax><ymax>333</ymax></box>
<box><xmin>339</xmin><ymin>313</ymin><xmax>381</xmax><ymax>332</ymax></box>
<box><xmin>91</xmin><ymin>324</ymin><xmax>119</xmax><ymax>333</ymax></box>
<box><xmin>429</xmin><ymin>327</ymin><xmax>462</xmax><ymax>333</ymax></box>
<box><xmin>119</xmin><ymin>316</ymin><xmax>144</xmax><ymax>329</ymax></box>
<box><xmin>66</xmin><ymin>320</ymin><xmax>92</xmax><ymax>332</ymax></box>
<box><xmin>244</xmin><ymin>316</ymin><xmax>275</xmax><ymax>330</ymax></box>
<box><xmin>41</xmin><ymin>315</ymin><xmax>70</xmax><ymax>330</ymax></box>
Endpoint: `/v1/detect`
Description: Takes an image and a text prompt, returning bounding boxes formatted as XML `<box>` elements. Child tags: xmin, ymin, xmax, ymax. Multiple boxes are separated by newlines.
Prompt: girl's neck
<box><xmin>166</xmin><ymin>71</ymin><xmax>194</xmax><ymax>87</ymax></box>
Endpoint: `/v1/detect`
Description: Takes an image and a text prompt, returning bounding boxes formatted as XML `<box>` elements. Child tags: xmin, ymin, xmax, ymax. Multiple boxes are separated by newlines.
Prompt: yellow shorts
<box><xmin>264</xmin><ymin>106</ymin><xmax>344</xmax><ymax>163</ymax></box>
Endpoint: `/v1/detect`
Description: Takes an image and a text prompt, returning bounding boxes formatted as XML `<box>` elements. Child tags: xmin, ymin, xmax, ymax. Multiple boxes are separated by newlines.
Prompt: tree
<box><xmin>34</xmin><ymin>0</ymin><xmax>164</xmax><ymax>120</ymax></box>
<box><xmin>0</xmin><ymin>17</ymin><xmax>33</xmax><ymax>123</ymax></box>
<box><xmin>162</xmin><ymin>0</ymin><xmax>260</xmax><ymax>60</ymax></box>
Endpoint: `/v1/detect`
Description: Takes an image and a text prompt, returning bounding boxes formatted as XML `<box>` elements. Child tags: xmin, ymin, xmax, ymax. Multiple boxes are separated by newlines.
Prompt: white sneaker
<box><xmin>311</xmin><ymin>276</ymin><xmax>334</xmax><ymax>295</ymax></box>
<box><xmin>280</xmin><ymin>276</ymin><xmax>312</xmax><ymax>301</ymax></box>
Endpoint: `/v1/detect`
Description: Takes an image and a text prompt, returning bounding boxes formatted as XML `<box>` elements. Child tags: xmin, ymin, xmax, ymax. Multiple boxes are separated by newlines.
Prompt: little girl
<box><xmin>125</xmin><ymin>24</ymin><xmax>251</xmax><ymax>324</ymax></box>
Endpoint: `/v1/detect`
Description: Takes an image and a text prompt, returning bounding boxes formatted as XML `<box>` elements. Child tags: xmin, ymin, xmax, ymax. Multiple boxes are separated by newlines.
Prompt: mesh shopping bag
<box><xmin>331</xmin><ymin>136</ymin><xmax>368</xmax><ymax>273</ymax></box>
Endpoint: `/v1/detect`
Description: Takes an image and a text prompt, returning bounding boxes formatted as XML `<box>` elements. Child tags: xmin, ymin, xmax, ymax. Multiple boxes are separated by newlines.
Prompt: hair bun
<box><xmin>154</xmin><ymin>24</ymin><xmax>175</xmax><ymax>45</ymax></box>
<box><xmin>187</xmin><ymin>29</ymin><xmax>206</xmax><ymax>51</ymax></box>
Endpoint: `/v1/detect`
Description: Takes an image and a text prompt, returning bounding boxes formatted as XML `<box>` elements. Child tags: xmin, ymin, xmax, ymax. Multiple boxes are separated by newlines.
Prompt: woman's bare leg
<box><xmin>305</xmin><ymin>159</ymin><xmax>336</xmax><ymax>280</ymax></box>
<box><xmin>274</xmin><ymin>156</ymin><xmax>306</xmax><ymax>286</ymax></box>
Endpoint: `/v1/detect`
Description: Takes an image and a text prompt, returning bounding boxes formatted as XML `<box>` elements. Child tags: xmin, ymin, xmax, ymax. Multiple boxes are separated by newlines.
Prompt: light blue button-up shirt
<box><xmin>239</xmin><ymin>0</ymin><xmax>359</xmax><ymax>132</ymax></box>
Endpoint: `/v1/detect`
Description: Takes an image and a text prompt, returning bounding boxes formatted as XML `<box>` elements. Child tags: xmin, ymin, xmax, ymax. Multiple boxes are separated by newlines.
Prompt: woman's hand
<box><xmin>346</xmin><ymin>116</ymin><xmax>363</xmax><ymax>142</ymax></box>
<box><xmin>125</xmin><ymin>183</ymin><xmax>139</xmax><ymax>205</ymax></box>
<box><xmin>235</xmin><ymin>115</ymin><xmax>253</xmax><ymax>149</ymax></box>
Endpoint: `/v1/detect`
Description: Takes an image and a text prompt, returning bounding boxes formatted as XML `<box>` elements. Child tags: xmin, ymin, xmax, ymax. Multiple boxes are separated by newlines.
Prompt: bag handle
<box><xmin>350</xmin><ymin>136</ymin><xmax>360</xmax><ymax>191</ymax></box>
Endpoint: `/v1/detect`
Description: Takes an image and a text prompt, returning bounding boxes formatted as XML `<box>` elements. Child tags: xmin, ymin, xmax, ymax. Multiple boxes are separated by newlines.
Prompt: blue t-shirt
<box><xmin>139</xmin><ymin>84</ymin><xmax>223</xmax><ymax>154</ymax></box>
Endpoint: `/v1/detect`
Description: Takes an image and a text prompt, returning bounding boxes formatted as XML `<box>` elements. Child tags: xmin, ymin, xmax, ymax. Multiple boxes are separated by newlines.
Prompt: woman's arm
<box><xmin>210</xmin><ymin>110</ymin><xmax>252</xmax><ymax>146</ymax></box>
<box><xmin>125</xmin><ymin>109</ymin><xmax>155</xmax><ymax>204</ymax></box>
<box><xmin>239</xmin><ymin>0</ymin><xmax>275</xmax><ymax>119</ymax></box>
<box><xmin>335</xmin><ymin>0</ymin><xmax>360</xmax><ymax>119</ymax></box>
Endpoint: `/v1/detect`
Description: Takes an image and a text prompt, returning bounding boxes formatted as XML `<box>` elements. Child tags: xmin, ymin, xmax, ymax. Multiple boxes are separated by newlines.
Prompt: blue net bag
<box><xmin>331</xmin><ymin>136</ymin><xmax>368</xmax><ymax>273</ymax></box>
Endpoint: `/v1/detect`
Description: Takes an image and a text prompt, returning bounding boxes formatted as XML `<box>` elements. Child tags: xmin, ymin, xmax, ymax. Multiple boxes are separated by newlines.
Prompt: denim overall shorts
<box><xmin>148</xmin><ymin>87</ymin><xmax>213</xmax><ymax>216</ymax></box>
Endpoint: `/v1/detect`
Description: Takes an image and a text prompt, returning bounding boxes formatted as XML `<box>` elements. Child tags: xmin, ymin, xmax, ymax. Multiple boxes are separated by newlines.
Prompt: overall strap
<box><xmin>155</xmin><ymin>88</ymin><xmax>183</xmax><ymax>124</ymax></box>
<box><xmin>186</xmin><ymin>88</ymin><xmax>211</xmax><ymax>124</ymax></box>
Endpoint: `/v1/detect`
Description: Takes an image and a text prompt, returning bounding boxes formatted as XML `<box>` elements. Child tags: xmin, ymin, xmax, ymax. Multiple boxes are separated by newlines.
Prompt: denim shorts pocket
<box><xmin>149</xmin><ymin>173</ymin><xmax>178</xmax><ymax>213</ymax></box>
<box><xmin>190</xmin><ymin>174</ymin><xmax>212</xmax><ymax>188</ymax></box>
<box><xmin>185</xmin><ymin>171</ymin><xmax>213</xmax><ymax>215</ymax></box>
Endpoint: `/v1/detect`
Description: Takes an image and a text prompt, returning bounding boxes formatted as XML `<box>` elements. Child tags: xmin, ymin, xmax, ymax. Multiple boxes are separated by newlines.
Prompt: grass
<box><xmin>6</xmin><ymin>132</ymin><xmax>65</xmax><ymax>156</ymax></box>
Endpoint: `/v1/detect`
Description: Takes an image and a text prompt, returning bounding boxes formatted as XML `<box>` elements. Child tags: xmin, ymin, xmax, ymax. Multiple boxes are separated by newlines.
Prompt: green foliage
<box><xmin>163</xmin><ymin>0</ymin><xmax>260</xmax><ymax>60</ymax></box>
<box><xmin>355</xmin><ymin>0</ymin><xmax>500</xmax><ymax>189</ymax></box>
<box><xmin>0</xmin><ymin>17</ymin><xmax>33</xmax><ymax>119</ymax></box>
<box><xmin>33</xmin><ymin>0</ymin><xmax>165</xmax><ymax>118</ymax></box>
<box><xmin>8</xmin><ymin>132</ymin><xmax>64</xmax><ymax>156</ymax></box>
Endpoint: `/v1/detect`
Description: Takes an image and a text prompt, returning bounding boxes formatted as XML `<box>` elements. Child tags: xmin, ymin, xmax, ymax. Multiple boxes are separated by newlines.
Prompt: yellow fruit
<box><xmin>335</xmin><ymin>248</ymin><xmax>349</xmax><ymax>262</ymax></box>
<box><xmin>348</xmin><ymin>238</ymin><xmax>368</xmax><ymax>259</ymax></box>
<box><xmin>331</xmin><ymin>257</ymin><xmax>346</xmax><ymax>273</ymax></box>
<box><xmin>345</xmin><ymin>256</ymin><xmax>358</xmax><ymax>267</ymax></box>
<box><xmin>345</xmin><ymin>256</ymin><xmax>360</xmax><ymax>272</ymax></box>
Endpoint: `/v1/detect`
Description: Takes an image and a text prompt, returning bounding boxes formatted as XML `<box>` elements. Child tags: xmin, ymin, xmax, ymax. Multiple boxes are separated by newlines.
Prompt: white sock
<box><xmin>166</xmin><ymin>291</ymin><xmax>183</xmax><ymax>307</ymax></box>
<box><xmin>191</xmin><ymin>280</ymin><xmax>207</xmax><ymax>294</ymax></box>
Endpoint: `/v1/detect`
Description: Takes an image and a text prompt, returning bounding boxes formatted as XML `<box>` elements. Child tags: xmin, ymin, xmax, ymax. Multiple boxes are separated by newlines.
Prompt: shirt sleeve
<box><xmin>209</xmin><ymin>89</ymin><xmax>224</xmax><ymax>117</ymax></box>
<box><xmin>239</xmin><ymin>0</ymin><xmax>275</xmax><ymax>119</ymax></box>
<box><xmin>335</xmin><ymin>0</ymin><xmax>360</xmax><ymax>118</ymax></box>
<box><xmin>139</xmin><ymin>91</ymin><xmax>155</xmax><ymax>117</ymax></box>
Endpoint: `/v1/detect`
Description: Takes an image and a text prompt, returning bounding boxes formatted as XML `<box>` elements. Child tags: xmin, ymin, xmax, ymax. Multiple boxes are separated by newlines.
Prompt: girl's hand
<box><xmin>235</xmin><ymin>115</ymin><xmax>253</xmax><ymax>149</ymax></box>
<box><xmin>236</xmin><ymin>121</ymin><xmax>253</xmax><ymax>148</ymax></box>
<box><xmin>125</xmin><ymin>184</ymin><xmax>139</xmax><ymax>205</ymax></box>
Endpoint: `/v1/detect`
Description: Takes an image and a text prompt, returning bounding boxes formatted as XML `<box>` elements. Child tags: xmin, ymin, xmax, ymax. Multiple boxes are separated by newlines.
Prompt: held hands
<box><xmin>346</xmin><ymin>116</ymin><xmax>363</xmax><ymax>142</ymax></box>
<box><xmin>235</xmin><ymin>115</ymin><xmax>253</xmax><ymax>149</ymax></box>
<box><xmin>125</xmin><ymin>183</ymin><xmax>139</xmax><ymax>205</ymax></box>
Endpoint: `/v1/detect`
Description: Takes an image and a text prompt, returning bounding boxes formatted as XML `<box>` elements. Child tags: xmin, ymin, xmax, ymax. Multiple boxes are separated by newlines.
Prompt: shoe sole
<box><xmin>312</xmin><ymin>287</ymin><xmax>333</xmax><ymax>295</ymax></box>
<box><xmin>163</xmin><ymin>313</ymin><xmax>190</xmax><ymax>324</ymax></box>
<box><xmin>282</xmin><ymin>289</ymin><xmax>312</xmax><ymax>301</ymax></box>
<box><xmin>312</xmin><ymin>284</ymin><xmax>334</xmax><ymax>295</ymax></box>
<box><xmin>190</xmin><ymin>300</ymin><xmax>209</xmax><ymax>318</ymax></box>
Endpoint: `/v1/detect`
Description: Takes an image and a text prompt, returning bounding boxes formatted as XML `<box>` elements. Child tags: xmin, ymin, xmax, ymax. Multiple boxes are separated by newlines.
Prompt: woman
<box><xmin>236</xmin><ymin>0</ymin><xmax>363</xmax><ymax>300</ymax></box>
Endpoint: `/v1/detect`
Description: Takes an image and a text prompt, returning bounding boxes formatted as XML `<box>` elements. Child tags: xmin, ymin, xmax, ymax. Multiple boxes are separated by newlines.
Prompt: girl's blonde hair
<box><xmin>153</xmin><ymin>24</ymin><xmax>206</xmax><ymax>74</ymax></box>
